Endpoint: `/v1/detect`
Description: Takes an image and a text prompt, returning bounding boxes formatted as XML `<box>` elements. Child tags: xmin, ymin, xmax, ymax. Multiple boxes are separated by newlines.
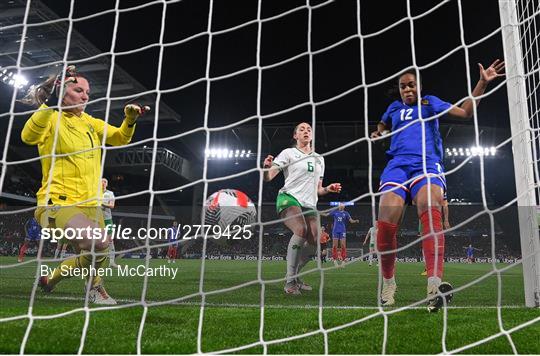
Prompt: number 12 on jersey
<box><xmin>400</xmin><ymin>108</ymin><xmax>413</xmax><ymax>121</ymax></box>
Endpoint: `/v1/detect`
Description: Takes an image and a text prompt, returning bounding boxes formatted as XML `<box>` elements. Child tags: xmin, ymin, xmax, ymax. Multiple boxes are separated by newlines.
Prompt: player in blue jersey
<box><xmin>18</xmin><ymin>217</ymin><xmax>41</xmax><ymax>263</ymax></box>
<box><xmin>464</xmin><ymin>244</ymin><xmax>481</xmax><ymax>264</ymax></box>
<box><xmin>370</xmin><ymin>60</ymin><xmax>504</xmax><ymax>312</ymax></box>
<box><xmin>326</xmin><ymin>203</ymin><xmax>359</xmax><ymax>267</ymax></box>
<box><xmin>167</xmin><ymin>220</ymin><xmax>180</xmax><ymax>263</ymax></box>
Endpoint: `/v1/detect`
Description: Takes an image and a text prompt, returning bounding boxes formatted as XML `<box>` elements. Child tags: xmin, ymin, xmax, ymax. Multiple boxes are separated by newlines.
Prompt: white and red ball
<box><xmin>204</xmin><ymin>189</ymin><xmax>256</xmax><ymax>229</ymax></box>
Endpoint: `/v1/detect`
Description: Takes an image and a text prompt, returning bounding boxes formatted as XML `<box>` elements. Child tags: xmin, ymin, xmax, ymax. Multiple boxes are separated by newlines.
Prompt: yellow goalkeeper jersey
<box><xmin>21</xmin><ymin>104</ymin><xmax>136</xmax><ymax>207</ymax></box>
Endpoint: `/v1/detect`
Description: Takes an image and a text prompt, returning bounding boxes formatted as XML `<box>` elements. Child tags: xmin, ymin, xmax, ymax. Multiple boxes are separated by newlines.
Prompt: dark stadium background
<box><xmin>0</xmin><ymin>0</ymin><xmax>523</xmax><ymax>255</ymax></box>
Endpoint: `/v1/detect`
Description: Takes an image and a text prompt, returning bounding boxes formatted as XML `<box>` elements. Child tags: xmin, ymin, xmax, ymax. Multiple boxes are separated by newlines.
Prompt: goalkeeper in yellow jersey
<box><xmin>20</xmin><ymin>65</ymin><xmax>148</xmax><ymax>305</ymax></box>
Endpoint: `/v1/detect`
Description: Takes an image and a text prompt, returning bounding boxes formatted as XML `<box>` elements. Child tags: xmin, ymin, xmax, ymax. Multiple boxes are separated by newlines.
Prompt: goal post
<box><xmin>499</xmin><ymin>0</ymin><xmax>540</xmax><ymax>307</ymax></box>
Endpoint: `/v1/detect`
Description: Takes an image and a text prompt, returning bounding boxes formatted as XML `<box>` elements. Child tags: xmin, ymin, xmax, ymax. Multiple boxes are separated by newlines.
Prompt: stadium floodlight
<box><xmin>0</xmin><ymin>68</ymin><xmax>29</xmax><ymax>89</ymax></box>
<box><xmin>13</xmin><ymin>74</ymin><xmax>28</xmax><ymax>88</ymax></box>
<box><xmin>446</xmin><ymin>146</ymin><xmax>497</xmax><ymax>158</ymax></box>
<box><xmin>205</xmin><ymin>147</ymin><xmax>253</xmax><ymax>160</ymax></box>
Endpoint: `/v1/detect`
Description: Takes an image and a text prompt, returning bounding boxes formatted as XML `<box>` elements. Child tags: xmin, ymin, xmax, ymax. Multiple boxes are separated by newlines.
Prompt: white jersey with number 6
<box><xmin>273</xmin><ymin>147</ymin><xmax>325</xmax><ymax>209</ymax></box>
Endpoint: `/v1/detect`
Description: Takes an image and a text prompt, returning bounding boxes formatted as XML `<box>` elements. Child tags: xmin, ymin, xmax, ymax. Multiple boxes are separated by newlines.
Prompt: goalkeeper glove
<box><xmin>46</xmin><ymin>65</ymin><xmax>78</xmax><ymax>108</ymax></box>
<box><xmin>124</xmin><ymin>103</ymin><xmax>151</xmax><ymax>125</ymax></box>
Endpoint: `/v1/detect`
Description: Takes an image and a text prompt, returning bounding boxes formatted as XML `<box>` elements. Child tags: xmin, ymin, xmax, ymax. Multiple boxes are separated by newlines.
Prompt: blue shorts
<box><xmin>379</xmin><ymin>155</ymin><xmax>446</xmax><ymax>202</ymax></box>
<box><xmin>467</xmin><ymin>253</ymin><xmax>473</xmax><ymax>258</ymax></box>
<box><xmin>332</xmin><ymin>232</ymin><xmax>346</xmax><ymax>240</ymax></box>
<box><xmin>26</xmin><ymin>234</ymin><xmax>41</xmax><ymax>241</ymax></box>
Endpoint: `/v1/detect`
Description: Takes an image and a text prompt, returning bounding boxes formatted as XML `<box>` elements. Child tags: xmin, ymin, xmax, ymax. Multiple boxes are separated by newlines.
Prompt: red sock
<box><xmin>18</xmin><ymin>242</ymin><xmax>28</xmax><ymax>261</ymax></box>
<box><xmin>420</xmin><ymin>208</ymin><xmax>445</xmax><ymax>278</ymax></box>
<box><xmin>376</xmin><ymin>221</ymin><xmax>398</xmax><ymax>279</ymax></box>
<box><xmin>340</xmin><ymin>247</ymin><xmax>347</xmax><ymax>260</ymax></box>
<box><xmin>332</xmin><ymin>246</ymin><xmax>338</xmax><ymax>260</ymax></box>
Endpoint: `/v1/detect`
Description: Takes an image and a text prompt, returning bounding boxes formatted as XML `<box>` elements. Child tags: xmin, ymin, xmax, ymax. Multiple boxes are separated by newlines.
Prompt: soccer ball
<box><xmin>204</xmin><ymin>189</ymin><xmax>257</xmax><ymax>230</ymax></box>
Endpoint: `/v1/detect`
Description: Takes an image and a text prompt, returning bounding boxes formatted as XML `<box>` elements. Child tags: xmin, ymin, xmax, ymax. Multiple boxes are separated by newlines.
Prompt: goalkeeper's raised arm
<box><xmin>19</xmin><ymin>65</ymin><xmax>149</xmax><ymax>305</ymax></box>
<box><xmin>20</xmin><ymin>66</ymin><xmax>146</xmax><ymax>148</ymax></box>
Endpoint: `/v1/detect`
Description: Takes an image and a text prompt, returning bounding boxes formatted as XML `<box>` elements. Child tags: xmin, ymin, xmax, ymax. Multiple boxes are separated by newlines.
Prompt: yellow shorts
<box><xmin>35</xmin><ymin>206</ymin><xmax>105</xmax><ymax>230</ymax></box>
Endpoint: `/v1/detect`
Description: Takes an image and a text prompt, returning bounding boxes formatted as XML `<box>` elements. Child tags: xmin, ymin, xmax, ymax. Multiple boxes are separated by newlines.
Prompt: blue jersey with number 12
<box><xmin>381</xmin><ymin>95</ymin><xmax>452</xmax><ymax>161</ymax></box>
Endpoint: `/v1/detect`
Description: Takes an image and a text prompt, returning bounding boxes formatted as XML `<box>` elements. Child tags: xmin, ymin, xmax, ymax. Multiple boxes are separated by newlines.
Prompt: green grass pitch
<box><xmin>0</xmin><ymin>256</ymin><xmax>538</xmax><ymax>354</ymax></box>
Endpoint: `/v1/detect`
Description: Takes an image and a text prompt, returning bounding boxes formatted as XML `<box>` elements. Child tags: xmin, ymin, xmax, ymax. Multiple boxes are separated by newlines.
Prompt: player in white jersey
<box><xmin>263</xmin><ymin>122</ymin><xmax>342</xmax><ymax>295</ymax></box>
<box><xmin>101</xmin><ymin>178</ymin><xmax>118</xmax><ymax>267</ymax></box>
<box><xmin>363</xmin><ymin>225</ymin><xmax>377</xmax><ymax>266</ymax></box>
<box><xmin>53</xmin><ymin>241</ymin><xmax>69</xmax><ymax>260</ymax></box>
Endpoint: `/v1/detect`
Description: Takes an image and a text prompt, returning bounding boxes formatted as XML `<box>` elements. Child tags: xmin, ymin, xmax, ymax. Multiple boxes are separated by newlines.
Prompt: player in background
<box><xmin>464</xmin><ymin>244</ymin><xmax>481</xmax><ymax>263</ymax></box>
<box><xmin>263</xmin><ymin>122</ymin><xmax>341</xmax><ymax>295</ymax></box>
<box><xmin>324</xmin><ymin>203</ymin><xmax>359</xmax><ymax>267</ymax></box>
<box><xmin>370</xmin><ymin>60</ymin><xmax>504</xmax><ymax>311</ymax></box>
<box><xmin>20</xmin><ymin>65</ymin><xmax>146</xmax><ymax>305</ymax></box>
<box><xmin>101</xmin><ymin>178</ymin><xmax>117</xmax><ymax>267</ymax></box>
<box><xmin>320</xmin><ymin>226</ymin><xmax>330</xmax><ymax>262</ymax></box>
<box><xmin>17</xmin><ymin>217</ymin><xmax>41</xmax><ymax>263</ymax></box>
<box><xmin>167</xmin><ymin>220</ymin><xmax>180</xmax><ymax>263</ymax></box>
<box><xmin>363</xmin><ymin>224</ymin><xmax>377</xmax><ymax>266</ymax></box>
<box><xmin>53</xmin><ymin>241</ymin><xmax>69</xmax><ymax>260</ymax></box>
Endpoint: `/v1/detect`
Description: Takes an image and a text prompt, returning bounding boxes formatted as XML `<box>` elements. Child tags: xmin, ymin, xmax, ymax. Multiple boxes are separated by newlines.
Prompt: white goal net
<box><xmin>0</xmin><ymin>0</ymin><xmax>539</xmax><ymax>354</ymax></box>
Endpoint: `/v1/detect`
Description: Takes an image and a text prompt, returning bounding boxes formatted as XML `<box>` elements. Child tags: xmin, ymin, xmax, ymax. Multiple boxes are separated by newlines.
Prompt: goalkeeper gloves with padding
<box><xmin>124</xmin><ymin>103</ymin><xmax>151</xmax><ymax>125</ymax></box>
<box><xmin>46</xmin><ymin>65</ymin><xmax>78</xmax><ymax>108</ymax></box>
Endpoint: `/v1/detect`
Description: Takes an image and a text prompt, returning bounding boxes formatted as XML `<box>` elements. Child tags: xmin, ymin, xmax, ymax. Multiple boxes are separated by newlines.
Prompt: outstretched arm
<box><xmin>106</xmin><ymin>104</ymin><xmax>149</xmax><ymax>146</ymax></box>
<box><xmin>349</xmin><ymin>218</ymin><xmax>360</xmax><ymax>224</ymax></box>
<box><xmin>317</xmin><ymin>180</ymin><xmax>342</xmax><ymax>196</ymax></box>
<box><xmin>263</xmin><ymin>155</ymin><xmax>281</xmax><ymax>182</ymax></box>
<box><xmin>449</xmin><ymin>59</ymin><xmax>505</xmax><ymax>119</ymax></box>
<box><xmin>363</xmin><ymin>231</ymin><xmax>370</xmax><ymax>245</ymax></box>
<box><xmin>371</xmin><ymin>121</ymin><xmax>390</xmax><ymax>139</ymax></box>
<box><xmin>21</xmin><ymin>105</ymin><xmax>53</xmax><ymax>145</ymax></box>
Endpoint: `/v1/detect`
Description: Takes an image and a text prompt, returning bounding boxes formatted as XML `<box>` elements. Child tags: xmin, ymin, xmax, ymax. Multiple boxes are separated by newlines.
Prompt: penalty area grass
<box><xmin>0</xmin><ymin>257</ymin><xmax>538</xmax><ymax>354</ymax></box>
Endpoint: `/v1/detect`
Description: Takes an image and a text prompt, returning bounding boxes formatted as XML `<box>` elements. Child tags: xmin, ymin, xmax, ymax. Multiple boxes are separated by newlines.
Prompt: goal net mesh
<box><xmin>0</xmin><ymin>0</ymin><xmax>539</xmax><ymax>354</ymax></box>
